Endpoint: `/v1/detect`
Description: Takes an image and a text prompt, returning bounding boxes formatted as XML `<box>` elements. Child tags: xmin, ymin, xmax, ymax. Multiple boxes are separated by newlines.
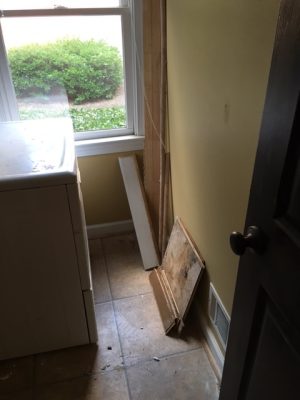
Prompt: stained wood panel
<box><xmin>163</xmin><ymin>218</ymin><xmax>205</xmax><ymax>321</ymax></box>
<box><xmin>150</xmin><ymin>218</ymin><xmax>205</xmax><ymax>333</ymax></box>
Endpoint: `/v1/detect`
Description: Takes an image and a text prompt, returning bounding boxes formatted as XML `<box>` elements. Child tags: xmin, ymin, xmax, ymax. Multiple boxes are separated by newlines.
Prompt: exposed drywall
<box><xmin>77</xmin><ymin>151</ymin><xmax>143</xmax><ymax>225</ymax></box>
<box><xmin>167</xmin><ymin>0</ymin><xmax>280</xmax><ymax>315</ymax></box>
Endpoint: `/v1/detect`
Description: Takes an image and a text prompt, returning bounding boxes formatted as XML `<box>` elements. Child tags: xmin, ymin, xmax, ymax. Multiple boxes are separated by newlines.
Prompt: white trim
<box><xmin>75</xmin><ymin>128</ymin><xmax>133</xmax><ymax>142</ymax></box>
<box><xmin>0</xmin><ymin>22</ymin><xmax>19</xmax><ymax>121</ymax></box>
<box><xmin>122</xmin><ymin>7</ymin><xmax>134</xmax><ymax>134</ymax></box>
<box><xmin>75</xmin><ymin>135</ymin><xmax>144</xmax><ymax>157</ymax></box>
<box><xmin>193</xmin><ymin>301</ymin><xmax>224</xmax><ymax>377</ymax></box>
<box><xmin>87</xmin><ymin>219</ymin><xmax>134</xmax><ymax>239</ymax></box>
<box><xmin>131</xmin><ymin>0</ymin><xmax>144</xmax><ymax>136</ymax></box>
<box><xmin>119</xmin><ymin>155</ymin><xmax>159</xmax><ymax>270</ymax></box>
<box><xmin>1</xmin><ymin>8</ymin><xmax>130</xmax><ymax>17</ymax></box>
<box><xmin>83</xmin><ymin>290</ymin><xmax>98</xmax><ymax>343</ymax></box>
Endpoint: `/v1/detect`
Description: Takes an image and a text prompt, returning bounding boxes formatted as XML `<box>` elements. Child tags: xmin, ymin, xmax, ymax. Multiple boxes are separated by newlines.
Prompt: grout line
<box><xmin>112</xmin><ymin>291</ymin><xmax>153</xmax><ymax>302</ymax></box>
<box><xmin>94</xmin><ymin>236</ymin><xmax>216</xmax><ymax>396</ymax></box>
<box><xmin>94</xmin><ymin>298</ymin><xmax>114</xmax><ymax>306</ymax></box>
<box><xmin>100</xmin><ymin>237</ymin><xmax>133</xmax><ymax>400</ymax></box>
<box><xmin>94</xmin><ymin>291</ymin><xmax>153</xmax><ymax>306</ymax></box>
<box><xmin>123</xmin><ymin>346</ymin><xmax>205</xmax><ymax>369</ymax></box>
<box><xmin>99</xmin><ymin>238</ymin><xmax>112</xmax><ymax>300</ymax></box>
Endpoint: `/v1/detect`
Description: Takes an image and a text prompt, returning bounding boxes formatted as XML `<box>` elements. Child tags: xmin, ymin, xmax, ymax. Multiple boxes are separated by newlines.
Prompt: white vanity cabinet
<box><xmin>0</xmin><ymin>119</ymin><xmax>97</xmax><ymax>360</ymax></box>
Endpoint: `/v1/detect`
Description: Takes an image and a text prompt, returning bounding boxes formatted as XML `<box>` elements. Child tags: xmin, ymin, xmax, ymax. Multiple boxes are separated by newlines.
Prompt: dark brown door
<box><xmin>219</xmin><ymin>1</ymin><xmax>300</xmax><ymax>399</ymax></box>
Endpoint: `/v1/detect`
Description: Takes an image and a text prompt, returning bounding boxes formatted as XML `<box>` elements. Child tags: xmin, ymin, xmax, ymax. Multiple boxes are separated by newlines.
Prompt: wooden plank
<box><xmin>149</xmin><ymin>268</ymin><xmax>178</xmax><ymax>334</ymax></box>
<box><xmin>161</xmin><ymin>152</ymin><xmax>171</xmax><ymax>255</ymax></box>
<box><xmin>119</xmin><ymin>155</ymin><xmax>159</xmax><ymax>270</ymax></box>
<box><xmin>143</xmin><ymin>0</ymin><xmax>164</xmax><ymax>245</ymax></box>
<box><xmin>158</xmin><ymin>0</ymin><xmax>168</xmax><ymax>254</ymax></box>
<box><xmin>162</xmin><ymin>218</ymin><xmax>205</xmax><ymax>322</ymax></box>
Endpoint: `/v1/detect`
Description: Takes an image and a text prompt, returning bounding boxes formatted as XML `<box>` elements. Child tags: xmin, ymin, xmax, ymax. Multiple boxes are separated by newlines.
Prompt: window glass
<box><xmin>1</xmin><ymin>16</ymin><xmax>127</xmax><ymax>134</ymax></box>
<box><xmin>0</xmin><ymin>1</ymin><xmax>126</xmax><ymax>10</ymax></box>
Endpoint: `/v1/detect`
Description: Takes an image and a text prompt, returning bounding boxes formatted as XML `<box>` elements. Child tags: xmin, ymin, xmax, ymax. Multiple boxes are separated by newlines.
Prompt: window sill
<box><xmin>75</xmin><ymin>135</ymin><xmax>144</xmax><ymax>157</ymax></box>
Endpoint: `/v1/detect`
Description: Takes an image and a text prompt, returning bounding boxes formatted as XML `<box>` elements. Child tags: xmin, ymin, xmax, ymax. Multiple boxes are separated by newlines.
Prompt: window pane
<box><xmin>1</xmin><ymin>16</ymin><xmax>127</xmax><ymax>134</ymax></box>
<box><xmin>0</xmin><ymin>1</ymin><xmax>127</xmax><ymax>10</ymax></box>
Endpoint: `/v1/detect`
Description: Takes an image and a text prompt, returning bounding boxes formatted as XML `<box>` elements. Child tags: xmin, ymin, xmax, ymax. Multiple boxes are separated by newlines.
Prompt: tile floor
<box><xmin>0</xmin><ymin>233</ymin><xmax>220</xmax><ymax>400</ymax></box>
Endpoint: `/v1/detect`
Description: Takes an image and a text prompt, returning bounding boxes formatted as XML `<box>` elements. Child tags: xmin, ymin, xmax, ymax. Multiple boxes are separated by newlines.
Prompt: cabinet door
<box><xmin>0</xmin><ymin>185</ymin><xmax>89</xmax><ymax>360</ymax></box>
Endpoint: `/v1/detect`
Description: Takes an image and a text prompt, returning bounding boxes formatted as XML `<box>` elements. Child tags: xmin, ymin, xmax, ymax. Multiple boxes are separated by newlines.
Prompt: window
<box><xmin>0</xmin><ymin>0</ymin><xmax>144</xmax><ymax>155</ymax></box>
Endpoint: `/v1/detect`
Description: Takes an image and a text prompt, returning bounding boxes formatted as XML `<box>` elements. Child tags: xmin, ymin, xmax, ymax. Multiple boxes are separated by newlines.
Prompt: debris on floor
<box><xmin>101</xmin><ymin>363</ymin><xmax>111</xmax><ymax>371</ymax></box>
<box><xmin>150</xmin><ymin>217</ymin><xmax>205</xmax><ymax>334</ymax></box>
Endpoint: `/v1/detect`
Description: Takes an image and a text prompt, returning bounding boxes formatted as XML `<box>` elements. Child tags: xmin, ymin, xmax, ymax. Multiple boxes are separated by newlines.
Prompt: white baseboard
<box><xmin>87</xmin><ymin>220</ymin><xmax>134</xmax><ymax>239</ymax></box>
<box><xmin>193</xmin><ymin>301</ymin><xmax>225</xmax><ymax>378</ymax></box>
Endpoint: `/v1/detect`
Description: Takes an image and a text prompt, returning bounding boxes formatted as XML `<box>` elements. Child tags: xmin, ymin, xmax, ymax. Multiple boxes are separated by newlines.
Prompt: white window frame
<box><xmin>0</xmin><ymin>1</ymin><xmax>144</xmax><ymax>157</ymax></box>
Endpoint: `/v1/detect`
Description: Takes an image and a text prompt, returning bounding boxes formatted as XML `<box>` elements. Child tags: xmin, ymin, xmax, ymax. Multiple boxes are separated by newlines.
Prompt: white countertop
<box><xmin>0</xmin><ymin>118</ymin><xmax>77</xmax><ymax>190</ymax></box>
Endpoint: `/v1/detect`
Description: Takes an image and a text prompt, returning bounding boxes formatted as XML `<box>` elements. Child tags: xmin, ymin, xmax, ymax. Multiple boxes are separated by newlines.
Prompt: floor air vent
<box><xmin>209</xmin><ymin>284</ymin><xmax>230</xmax><ymax>348</ymax></box>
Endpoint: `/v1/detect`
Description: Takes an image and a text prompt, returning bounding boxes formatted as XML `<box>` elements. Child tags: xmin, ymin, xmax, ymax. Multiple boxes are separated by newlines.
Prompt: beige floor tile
<box><xmin>36</xmin><ymin>302</ymin><xmax>123</xmax><ymax>385</ymax></box>
<box><xmin>89</xmin><ymin>239</ymin><xmax>111</xmax><ymax>303</ymax></box>
<box><xmin>127</xmin><ymin>349</ymin><xmax>220</xmax><ymax>400</ymax></box>
<box><xmin>103</xmin><ymin>234</ymin><xmax>152</xmax><ymax>299</ymax></box>
<box><xmin>114</xmin><ymin>293</ymin><xmax>203</xmax><ymax>365</ymax></box>
<box><xmin>36</xmin><ymin>370</ymin><xmax>130</xmax><ymax>400</ymax></box>
<box><xmin>94</xmin><ymin>302</ymin><xmax>123</xmax><ymax>372</ymax></box>
<box><xmin>35</xmin><ymin>345</ymin><xmax>99</xmax><ymax>385</ymax></box>
<box><xmin>0</xmin><ymin>356</ymin><xmax>34</xmax><ymax>395</ymax></box>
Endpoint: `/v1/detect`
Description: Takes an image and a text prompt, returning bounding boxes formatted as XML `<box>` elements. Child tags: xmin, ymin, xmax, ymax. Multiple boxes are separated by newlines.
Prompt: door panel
<box><xmin>242</xmin><ymin>292</ymin><xmax>300</xmax><ymax>400</ymax></box>
<box><xmin>220</xmin><ymin>1</ymin><xmax>300</xmax><ymax>398</ymax></box>
<box><xmin>275</xmin><ymin>98</ymin><xmax>300</xmax><ymax>242</ymax></box>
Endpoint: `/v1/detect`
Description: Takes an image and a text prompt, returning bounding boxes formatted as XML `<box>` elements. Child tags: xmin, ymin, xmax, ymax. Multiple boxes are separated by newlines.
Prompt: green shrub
<box><xmin>19</xmin><ymin>106</ymin><xmax>126</xmax><ymax>132</ymax></box>
<box><xmin>8</xmin><ymin>39</ymin><xmax>123</xmax><ymax>104</ymax></box>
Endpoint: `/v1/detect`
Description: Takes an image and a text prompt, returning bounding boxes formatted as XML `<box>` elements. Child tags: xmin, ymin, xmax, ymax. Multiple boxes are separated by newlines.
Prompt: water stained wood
<box><xmin>149</xmin><ymin>268</ymin><xmax>177</xmax><ymax>334</ymax></box>
<box><xmin>150</xmin><ymin>217</ymin><xmax>205</xmax><ymax>334</ymax></box>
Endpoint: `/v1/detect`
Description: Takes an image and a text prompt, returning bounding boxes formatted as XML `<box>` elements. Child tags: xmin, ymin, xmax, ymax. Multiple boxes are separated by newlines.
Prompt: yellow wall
<box><xmin>78</xmin><ymin>151</ymin><xmax>142</xmax><ymax>225</ymax></box>
<box><xmin>167</xmin><ymin>0</ymin><xmax>280</xmax><ymax>315</ymax></box>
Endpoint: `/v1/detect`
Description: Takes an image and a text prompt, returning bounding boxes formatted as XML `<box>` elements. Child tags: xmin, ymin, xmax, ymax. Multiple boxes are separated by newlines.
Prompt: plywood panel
<box><xmin>150</xmin><ymin>217</ymin><xmax>205</xmax><ymax>333</ymax></box>
<box><xmin>162</xmin><ymin>218</ymin><xmax>205</xmax><ymax>321</ymax></box>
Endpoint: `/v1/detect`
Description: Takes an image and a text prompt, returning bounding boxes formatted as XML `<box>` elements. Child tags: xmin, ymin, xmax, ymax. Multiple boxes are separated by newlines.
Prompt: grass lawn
<box><xmin>20</xmin><ymin>106</ymin><xmax>126</xmax><ymax>132</ymax></box>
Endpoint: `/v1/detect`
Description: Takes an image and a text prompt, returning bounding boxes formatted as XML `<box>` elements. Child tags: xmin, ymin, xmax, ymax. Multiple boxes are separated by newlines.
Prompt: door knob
<box><xmin>230</xmin><ymin>226</ymin><xmax>265</xmax><ymax>256</ymax></box>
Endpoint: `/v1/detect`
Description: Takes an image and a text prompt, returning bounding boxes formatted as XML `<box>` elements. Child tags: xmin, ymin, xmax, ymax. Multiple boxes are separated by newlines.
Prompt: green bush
<box><xmin>8</xmin><ymin>39</ymin><xmax>123</xmax><ymax>104</ymax></box>
<box><xmin>19</xmin><ymin>106</ymin><xmax>126</xmax><ymax>132</ymax></box>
